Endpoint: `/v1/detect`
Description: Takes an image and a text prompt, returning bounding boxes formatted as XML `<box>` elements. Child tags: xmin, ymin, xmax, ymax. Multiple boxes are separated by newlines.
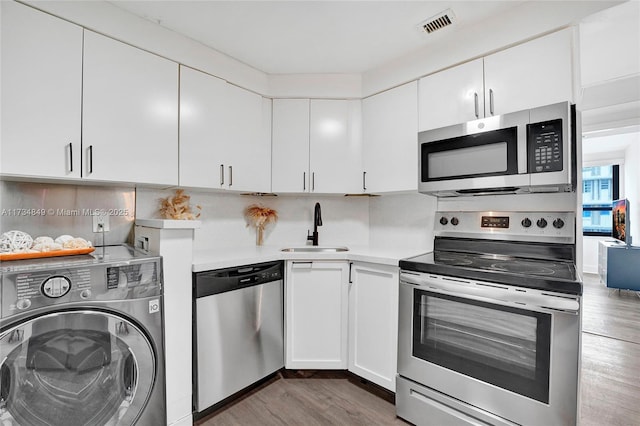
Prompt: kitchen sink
<box><xmin>281</xmin><ymin>246</ymin><xmax>349</xmax><ymax>253</ymax></box>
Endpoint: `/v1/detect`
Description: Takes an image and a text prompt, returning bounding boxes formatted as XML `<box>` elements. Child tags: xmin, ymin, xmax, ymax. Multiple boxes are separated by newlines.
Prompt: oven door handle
<box><xmin>400</xmin><ymin>272</ymin><xmax>580</xmax><ymax>314</ymax></box>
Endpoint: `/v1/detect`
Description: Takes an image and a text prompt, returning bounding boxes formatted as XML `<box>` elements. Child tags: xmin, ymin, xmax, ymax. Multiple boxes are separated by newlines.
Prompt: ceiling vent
<box><xmin>417</xmin><ymin>9</ymin><xmax>456</xmax><ymax>34</ymax></box>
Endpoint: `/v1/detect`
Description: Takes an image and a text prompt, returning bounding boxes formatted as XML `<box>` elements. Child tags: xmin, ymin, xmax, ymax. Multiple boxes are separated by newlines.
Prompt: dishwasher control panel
<box><xmin>194</xmin><ymin>261</ymin><xmax>283</xmax><ymax>298</ymax></box>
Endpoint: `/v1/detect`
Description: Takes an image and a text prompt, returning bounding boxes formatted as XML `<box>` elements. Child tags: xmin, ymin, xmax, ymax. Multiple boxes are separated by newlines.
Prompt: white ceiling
<box><xmin>107</xmin><ymin>1</ymin><xmax>528</xmax><ymax>74</ymax></box>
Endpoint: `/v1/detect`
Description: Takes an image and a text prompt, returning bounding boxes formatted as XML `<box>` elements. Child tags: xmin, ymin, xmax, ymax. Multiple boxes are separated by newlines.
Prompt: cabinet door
<box><xmin>179</xmin><ymin>66</ymin><xmax>229</xmax><ymax>189</ymax></box>
<box><xmin>310</xmin><ymin>100</ymin><xmax>363</xmax><ymax>194</ymax></box>
<box><xmin>225</xmin><ymin>84</ymin><xmax>271</xmax><ymax>193</ymax></box>
<box><xmin>272</xmin><ymin>99</ymin><xmax>311</xmax><ymax>193</ymax></box>
<box><xmin>418</xmin><ymin>58</ymin><xmax>484</xmax><ymax>131</ymax></box>
<box><xmin>285</xmin><ymin>261</ymin><xmax>348</xmax><ymax>369</ymax></box>
<box><xmin>363</xmin><ymin>82</ymin><xmax>418</xmax><ymax>193</ymax></box>
<box><xmin>1</xmin><ymin>1</ymin><xmax>82</xmax><ymax>179</ymax></box>
<box><xmin>484</xmin><ymin>29</ymin><xmax>574</xmax><ymax>116</ymax></box>
<box><xmin>82</xmin><ymin>30</ymin><xmax>178</xmax><ymax>185</ymax></box>
<box><xmin>348</xmin><ymin>262</ymin><xmax>399</xmax><ymax>392</ymax></box>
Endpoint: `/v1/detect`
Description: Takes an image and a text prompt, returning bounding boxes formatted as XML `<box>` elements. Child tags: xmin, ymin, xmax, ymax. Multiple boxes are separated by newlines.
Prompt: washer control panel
<box><xmin>42</xmin><ymin>276</ymin><xmax>72</xmax><ymax>298</ymax></box>
<box><xmin>0</xmin><ymin>258</ymin><xmax>161</xmax><ymax>319</ymax></box>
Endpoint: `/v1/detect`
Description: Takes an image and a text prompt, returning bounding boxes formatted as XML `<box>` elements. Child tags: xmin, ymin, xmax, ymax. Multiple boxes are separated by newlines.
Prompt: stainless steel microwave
<box><xmin>418</xmin><ymin>101</ymin><xmax>577</xmax><ymax>197</ymax></box>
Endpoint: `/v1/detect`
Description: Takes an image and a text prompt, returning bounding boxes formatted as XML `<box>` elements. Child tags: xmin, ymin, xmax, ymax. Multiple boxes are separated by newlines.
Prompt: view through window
<box><xmin>582</xmin><ymin>165</ymin><xmax>620</xmax><ymax>235</ymax></box>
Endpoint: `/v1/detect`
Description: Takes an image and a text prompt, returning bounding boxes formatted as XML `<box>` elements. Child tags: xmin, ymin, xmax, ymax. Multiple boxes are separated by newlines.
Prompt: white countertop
<box><xmin>192</xmin><ymin>245</ymin><xmax>428</xmax><ymax>272</ymax></box>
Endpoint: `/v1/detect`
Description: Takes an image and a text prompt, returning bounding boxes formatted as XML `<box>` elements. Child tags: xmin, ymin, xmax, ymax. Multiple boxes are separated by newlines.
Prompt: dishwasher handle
<box><xmin>194</xmin><ymin>261</ymin><xmax>283</xmax><ymax>298</ymax></box>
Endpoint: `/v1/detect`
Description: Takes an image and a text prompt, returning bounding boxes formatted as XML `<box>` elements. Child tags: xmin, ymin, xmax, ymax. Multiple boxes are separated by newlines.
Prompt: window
<box><xmin>582</xmin><ymin>165</ymin><xmax>619</xmax><ymax>236</ymax></box>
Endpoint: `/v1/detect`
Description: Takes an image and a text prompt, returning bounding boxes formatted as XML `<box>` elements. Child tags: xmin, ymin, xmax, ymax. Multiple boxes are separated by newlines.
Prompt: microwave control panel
<box><xmin>527</xmin><ymin>119</ymin><xmax>563</xmax><ymax>173</ymax></box>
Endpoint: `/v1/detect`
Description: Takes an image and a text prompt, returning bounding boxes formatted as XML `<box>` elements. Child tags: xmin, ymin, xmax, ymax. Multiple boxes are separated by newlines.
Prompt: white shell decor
<box><xmin>0</xmin><ymin>230</ymin><xmax>34</xmax><ymax>253</ymax></box>
<box><xmin>54</xmin><ymin>235</ymin><xmax>74</xmax><ymax>245</ymax></box>
<box><xmin>0</xmin><ymin>231</ymin><xmax>92</xmax><ymax>254</ymax></box>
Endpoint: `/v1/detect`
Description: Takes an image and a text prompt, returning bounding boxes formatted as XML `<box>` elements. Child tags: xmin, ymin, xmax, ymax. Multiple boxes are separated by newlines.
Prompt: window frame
<box><xmin>583</xmin><ymin>164</ymin><xmax>620</xmax><ymax>236</ymax></box>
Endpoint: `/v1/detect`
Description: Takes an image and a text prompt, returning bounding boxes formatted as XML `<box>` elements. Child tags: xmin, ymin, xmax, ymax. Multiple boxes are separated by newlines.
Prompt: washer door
<box><xmin>0</xmin><ymin>310</ymin><xmax>156</xmax><ymax>426</ymax></box>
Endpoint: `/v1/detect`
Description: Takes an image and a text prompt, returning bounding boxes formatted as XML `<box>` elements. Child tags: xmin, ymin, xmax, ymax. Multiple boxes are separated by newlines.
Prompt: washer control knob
<box><xmin>537</xmin><ymin>218</ymin><xmax>548</xmax><ymax>228</ymax></box>
<box><xmin>80</xmin><ymin>289</ymin><xmax>92</xmax><ymax>300</ymax></box>
<box><xmin>16</xmin><ymin>299</ymin><xmax>32</xmax><ymax>310</ymax></box>
<box><xmin>439</xmin><ymin>217</ymin><xmax>448</xmax><ymax>225</ymax></box>
<box><xmin>521</xmin><ymin>218</ymin><xmax>532</xmax><ymax>228</ymax></box>
<box><xmin>450</xmin><ymin>217</ymin><xmax>459</xmax><ymax>226</ymax></box>
<box><xmin>553</xmin><ymin>218</ymin><xmax>565</xmax><ymax>229</ymax></box>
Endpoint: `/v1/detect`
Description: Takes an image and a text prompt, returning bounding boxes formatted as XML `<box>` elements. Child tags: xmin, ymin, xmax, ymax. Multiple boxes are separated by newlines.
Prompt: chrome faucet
<box><xmin>307</xmin><ymin>202</ymin><xmax>322</xmax><ymax>246</ymax></box>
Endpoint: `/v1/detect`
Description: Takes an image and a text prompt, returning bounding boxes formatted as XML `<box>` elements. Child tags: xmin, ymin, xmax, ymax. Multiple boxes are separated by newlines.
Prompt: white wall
<box><xmin>136</xmin><ymin>189</ymin><xmax>370</xmax><ymax>252</ymax></box>
<box><xmin>369</xmin><ymin>193</ymin><xmax>436</xmax><ymax>251</ymax></box>
<box><xmin>580</xmin><ymin>1</ymin><xmax>640</xmax><ymax>86</ymax></box>
<box><xmin>26</xmin><ymin>0</ymin><xmax>269</xmax><ymax>93</ymax></box>
<box><xmin>136</xmin><ymin>188</ymin><xmax>442</xmax><ymax>254</ymax></box>
<box><xmin>579</xmin><ymin>1</ymin><xmax>640</xmax><ymax>129</ymax></box>
<box><xmin>26</xmin><ymin>0</ymin><xmax>624</xmax><ymax>100</ymax></box>
<box><xmin>581</xmin><ymin>130</ymin><xmax>640</xmax><ymax>273</ymax></box>
<box><xmin>24</xmin><ymin>0</ymin><xmax>362</xmax><ymax>98</ymax></box>
<box><xmin>624</xmin><ymin>133</ymin><xmax>640</xmax><ymax>246</ymax></box>
<box><xmin>362</xmin><ymin>1</ymin><xmax>618</xmax><ymax>97</ymax></box>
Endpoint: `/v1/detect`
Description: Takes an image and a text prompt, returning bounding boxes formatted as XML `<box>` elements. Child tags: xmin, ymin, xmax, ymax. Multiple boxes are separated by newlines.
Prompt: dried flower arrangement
<box><xmin>244</xmin><ymin>204</ymin><xmax>278</xmax><ymax>246</ymax></box>
<box><xmin>159</xmin><ymin>189</ymin><xmax>201</xmax><ymax>220</ymax></box>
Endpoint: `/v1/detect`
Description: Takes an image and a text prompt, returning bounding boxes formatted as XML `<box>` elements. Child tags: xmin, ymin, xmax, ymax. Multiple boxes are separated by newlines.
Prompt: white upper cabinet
<box><xmin>1</xmin><ymin>1</ymin><xmax>82</xmax><ymax>179</ymax></box>
<box><xmin>224</xmin><ymin>84</ymin><xmax>272</xmax><ymax>193</ymax></box>
<box><xmin>418</xmin><ymin>59</ymin><xmax>484</xmax><ymax>131</ymax></box>
<box><xmin>483</xmin><ymin>29</ymin><xmax>574</xmax><ymax>116</ymax></box>
<box><xmin>82</xmin><ymin>30</ymin><xmax>179</xmax><ymax>185</ymax></box>
<box><xmin>179</xmin><ymin>66</ymin><xmax>228</xmax><ymax>189</ymax></box>
<box><xmin>363</xmin><ymin>81</ymin><xmax>418</xmax><ymax>193</ymax></box>
<box><xmin>309</xmin><ymin>100</ymin><xmax>363</xmax><ymax>194</ymax></box>
<box><xmin>419</xmin><ymin>29</ymin><xmax>574</xmax><ymax>131</ymax></box>
<box><xmin>272</xmin><ymin>99</ymin><xmax>362</xmax><ymax>194</ymax></box>
<box><xmin>180</xmin><ymin>67</ymin><xmax>270</xmax><ymax>192</ymax></box>
<box><xmin>272</xmin><ymin>99</ymin><xmax>311</xmax><ymax>193</ymax></box>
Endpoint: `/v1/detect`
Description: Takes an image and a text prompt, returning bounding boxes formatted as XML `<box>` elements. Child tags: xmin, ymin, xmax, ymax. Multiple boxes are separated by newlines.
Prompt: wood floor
<box><xmin>579</xmin><ymin>273</ymin><xmax>640</xmax><ymax>426</ymax></box>
<box><xmin>197</xmin><ymin>273</ymin><xmax>640</xmax><ymax>426</ymax></box>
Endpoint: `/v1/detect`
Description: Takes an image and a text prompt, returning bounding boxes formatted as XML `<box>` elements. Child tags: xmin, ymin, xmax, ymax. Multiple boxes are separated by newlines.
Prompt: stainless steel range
<box><xmin>397</xmin><ymin>211</ymin><xmax>582</xmax><ymax>426</ymax></box>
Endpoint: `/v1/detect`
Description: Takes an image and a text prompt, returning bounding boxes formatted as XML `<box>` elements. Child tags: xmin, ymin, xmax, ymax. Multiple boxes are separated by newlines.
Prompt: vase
<box><xmin>256</xmin><ymin>226</ymin><xmax>265</xmax><ymax>246</ymax></box>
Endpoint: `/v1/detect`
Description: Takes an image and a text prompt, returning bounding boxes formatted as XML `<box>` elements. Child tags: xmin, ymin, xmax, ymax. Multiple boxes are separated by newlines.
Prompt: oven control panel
<box><xmin>481</xmin><ymin>216</ymin><xmax>509</xmax><ymax>229</ymax></box>
<box><xmin>435</xmin><ymin>211</ymin><xmax>575</xmax><ymax>243</ymax></box>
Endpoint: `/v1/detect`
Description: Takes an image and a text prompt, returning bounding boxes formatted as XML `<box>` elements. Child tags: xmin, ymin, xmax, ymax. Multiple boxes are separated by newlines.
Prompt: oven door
<box><xmin>418</xmin><ymin>110</ymin><xmax>530</xmax><ymax>196</ymax></box>
<box><xmin>398</xmin><ymin>272</ymin><xmax>581</xmax><ymax>426</ymax></box>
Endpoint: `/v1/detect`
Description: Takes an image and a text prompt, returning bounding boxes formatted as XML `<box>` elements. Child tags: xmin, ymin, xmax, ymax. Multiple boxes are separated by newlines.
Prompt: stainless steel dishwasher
<box><xmin>193</xmin><ymin>260</ymin><xmax>284</xmax><ymax>414</ymax></box>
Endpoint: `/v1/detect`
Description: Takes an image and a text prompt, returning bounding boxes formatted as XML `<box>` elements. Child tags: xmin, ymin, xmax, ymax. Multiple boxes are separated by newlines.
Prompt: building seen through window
<box><xmin>582</xmin><ymin>165</ymin><xmax>619</xmax><ymax>235</ymax></box>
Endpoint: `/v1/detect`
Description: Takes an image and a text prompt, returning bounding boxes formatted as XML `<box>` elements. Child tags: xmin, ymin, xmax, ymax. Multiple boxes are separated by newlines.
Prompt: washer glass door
<box><xmin>0</xmin><ymin>310</ymin><xmax>156</xmax><ymax>426</ymax></box>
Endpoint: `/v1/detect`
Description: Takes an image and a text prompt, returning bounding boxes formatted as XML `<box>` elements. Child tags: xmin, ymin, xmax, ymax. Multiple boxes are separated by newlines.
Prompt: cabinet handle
<box><xmin>312</xmin><ymin>172</ymin><xmax>315</xmax><ymax>192</ymax></box>
<box><xmin>88</xmin><ymin>145</ymin><xmax>93</xmax><ymax>174</ymax></box>
<box><xmin>363</xmin><ymin>171</ymin><xmax>367</xmax><ymax>191</ymax></box>
<box><xmin>303</xmin><ymin>172</ymin><xmax>306</xmax><ymax>191</ymax></box>
<box><xmin>489</xmin><ymin>89</ymin><xmax>495</xmax><ymax>115</ymax></box>
<box><xmin>349</xmin><ymin>262</ymin><xmax>353</xmax><ymax>284</ymax></box>
<box><xmin>68</xmin><ymin>142</ymin><xmax>73</xmax><ymax>173</ymax></box>
<box><xmin>229</xmin><ymin>165</ymin><xmax>233</xmax><ymax>187</ymax></box>
<box><xmin>220</xmin><ymin>164</ymin><xmax>224</xmax><ymax>186</ymax></box>
<box><xmin>474</xmin><ymin>93</ymin><xmax>479</xmax><ymax>118</ymax></box>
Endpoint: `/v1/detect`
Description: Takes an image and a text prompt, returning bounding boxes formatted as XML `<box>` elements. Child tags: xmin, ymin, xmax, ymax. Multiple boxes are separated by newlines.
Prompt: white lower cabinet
<box><xmin>348</xmin><ymin>262</ymin><xmax>399</xmax><ymax>392</ymax></box>
<box><xmin>285</xmin><ymin>261</ymin><xmax>349</xmax><ymax>369</ymax></box>
<box><xmin>284</xmin><ymin>260</ymin><xmax>399</xmax><ymax>392</ymax></box>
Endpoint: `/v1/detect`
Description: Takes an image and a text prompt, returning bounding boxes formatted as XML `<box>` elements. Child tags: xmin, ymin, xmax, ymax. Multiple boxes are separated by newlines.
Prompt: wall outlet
<box><xmin>92</xmin><ymin>213</ymin><xmax>110</xmax><ymax>232</ymax></box>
